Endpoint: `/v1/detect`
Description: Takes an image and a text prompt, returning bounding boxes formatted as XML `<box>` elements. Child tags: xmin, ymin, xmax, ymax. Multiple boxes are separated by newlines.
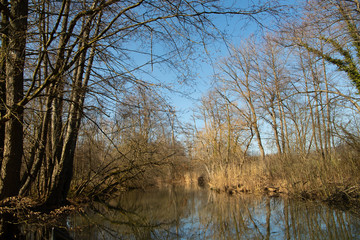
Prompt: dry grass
<box><xmin>207</xmin><ymin>159</ymin><xmax>268</xmax><ymax>194</ymax></box>
<box><xmin>207</xmin><ymin>148</ymin><xmax>360</xmax><ymax>205</ymax></box>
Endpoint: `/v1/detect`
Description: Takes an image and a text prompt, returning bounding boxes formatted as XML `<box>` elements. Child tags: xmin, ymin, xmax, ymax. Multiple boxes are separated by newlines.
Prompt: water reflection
<box><xmin>66</xmin><ymin>186</ymin><xmax>360</xmax><ymax>239</ymax></box>
<box><xmin>3</xmin><ymin>186</ymin><xmax>360</xmax><ymax>239</ymax></box>
<box><xmin>0</xmin><ymin>215</ymin><xmax>72</xmax><ymax>240</ymax></box>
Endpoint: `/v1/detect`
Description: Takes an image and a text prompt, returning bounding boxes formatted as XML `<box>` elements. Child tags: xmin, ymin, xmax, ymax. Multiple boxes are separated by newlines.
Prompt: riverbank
<box><xmin>1</xmin><ymin>148</ymin><xmax>360</xmax><ymax>225</ymax></box>
<box><xmin>2</xmin><ymin>186</ymin><xmax>360</xmax><ymax>239</ymax></box>
<box><xmin>0</xmin><ymin>170</ymin><xmax>359</xmax><ymax>239</ymax></box>
<box><xmin>205</xmin><ymin>151</ymin><xmax>360</xmax><ymax>211</ymax></box>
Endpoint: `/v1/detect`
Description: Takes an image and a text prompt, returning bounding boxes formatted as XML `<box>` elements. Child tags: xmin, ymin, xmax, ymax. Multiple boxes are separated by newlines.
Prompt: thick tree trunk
<box><xmin>44</xmin><ymin>16</ymin><xmax>98</xmax><ymax>206</ymax></box>
<box><xmin>44</xmin><ymin>122</ymin><xmax>79</xmax><ymax>206</ymax></box>
<box><xmin>44</xmin><ymin>65</ymin><xmax>86</xmax><ymax>206</ymax></box>
<box><xmin>0</xmin><ymin>0</ymin><xmax>28</xmax><ymax>199</ymax></box>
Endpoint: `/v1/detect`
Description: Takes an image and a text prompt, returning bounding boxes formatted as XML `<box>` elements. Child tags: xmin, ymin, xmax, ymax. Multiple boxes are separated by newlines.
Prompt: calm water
<box><xmin>7</xmin><ymin>186</ymin><xmax>360</xmax><ymax>239</ymax></box>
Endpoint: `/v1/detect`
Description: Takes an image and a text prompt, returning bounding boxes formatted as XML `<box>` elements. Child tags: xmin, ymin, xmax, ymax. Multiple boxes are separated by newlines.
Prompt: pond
<box><xmin>4</xmin><ymin>186</ymin><xmax>360</xmax><ymax>239</ymax></box>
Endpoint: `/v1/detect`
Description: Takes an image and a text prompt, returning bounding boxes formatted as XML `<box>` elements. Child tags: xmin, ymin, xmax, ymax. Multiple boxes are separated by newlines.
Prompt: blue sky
<box><xmin>107</xmin><ymin>0</ymin><xmax>292</xmax><ymax>131</ymax></box>
<box><xmin>165</xmin><ymin>14</ymin><xmax>268</xmax><ymax>127</ymax></box>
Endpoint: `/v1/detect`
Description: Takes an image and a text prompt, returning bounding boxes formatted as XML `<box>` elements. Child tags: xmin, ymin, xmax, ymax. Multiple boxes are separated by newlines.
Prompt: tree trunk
<box><xmin>44</xmin><ymin>15</ymin><xmax>98</xmax><ymax>206</ymax></box>
<box><xmin>0</xmin><ymin>0</ymin><xmax>28</xmax><ymax>199</ymax></box>
<box><xmin>19</xmin><ymin>89</ymin><xmax>53</xmax><ymax>196</ymax></box>
<box><xmin>0</xmin><ymin>0</ymin><xmax>8</xmax><ymax>170</ymax></box>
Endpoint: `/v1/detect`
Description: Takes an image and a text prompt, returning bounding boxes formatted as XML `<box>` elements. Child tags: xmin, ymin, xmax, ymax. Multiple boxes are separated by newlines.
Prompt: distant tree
<box><xmin>216</xmin><ymin>41</ymin><xmax>266</xmax><ymax>160</ymax></box>
<box><xmin>193</xmin><ymin>90</ymin><xmax>246</xmax><ymax>173</ymax></box>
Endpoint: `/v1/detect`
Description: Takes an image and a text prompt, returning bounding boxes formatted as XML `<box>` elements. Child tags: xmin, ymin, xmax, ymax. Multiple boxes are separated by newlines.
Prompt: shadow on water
<box><xmin>0</xmin><ymin>214</ymin><xmax>22</xmax><ymax>239</ymax></box>
<box><xmin>0</xmin><ymin>213</ymin><xmax>73</xmax><ymax>240</ymax></box>
<box><xmin>3</xmin><ymin>186</ymin><xmax>360</xmax><ymax>239</ymax></box>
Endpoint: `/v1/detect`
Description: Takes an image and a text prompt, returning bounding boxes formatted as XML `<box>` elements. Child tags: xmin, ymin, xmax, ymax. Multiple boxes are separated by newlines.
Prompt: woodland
<box><xmin>0</xmin><ymin>0</ymin><xmax>360</xmax><ymax>217</ymax></box>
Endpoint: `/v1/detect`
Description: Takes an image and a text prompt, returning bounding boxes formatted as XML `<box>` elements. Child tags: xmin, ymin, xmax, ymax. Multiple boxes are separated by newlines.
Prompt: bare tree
<box><xmin>253</xmin><ymin>35</ymin><xmax>292</xmax><ymax>155</ymax></box>
<box><xmin>286</xmin><ymin>0</ymin><xmax>360</xmax><ymax>93</ymax></box>
<box><xmin>216</xmin><ymin>41</ymin><xmax>266</xmax><ymax>160</ymax></box>
<box><xmin>0</xmin><ymin>0</ymin><xmax>28</xmax><ymax>199</ymax></box>
<box><xmin>193</xmin><ymin>90</ymin><xmax>246</xmax><ymax>175</ymax></box>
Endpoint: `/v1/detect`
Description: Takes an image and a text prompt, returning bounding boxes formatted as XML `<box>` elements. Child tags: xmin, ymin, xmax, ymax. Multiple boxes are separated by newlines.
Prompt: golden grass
<box><xmin>207</xmin><ymin>149</ymin><xmax>360</xmax><ymax>204</ymax></box>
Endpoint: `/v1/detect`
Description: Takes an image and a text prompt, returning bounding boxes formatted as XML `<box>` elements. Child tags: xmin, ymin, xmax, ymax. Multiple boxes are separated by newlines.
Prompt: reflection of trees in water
<box><xmin>285</xmin><ymin>199</ymin><xmax>360</xmax><ymax>239</ymax></box>
<box><xmin>194</xmin><ymin>193</ymin><xmax>271</xmax><ymax>239</ymax></box>
<box><xmin>4</xmin><ymin>188</ymin><xmax>360</xmax><ymax>239</ymax></box>
<box><xmin>0</xmin><ymin>214</ymin><xmax>73</xmax><ymax>239</ymax></box>
<box><xmin>196</xmin><ymin>194</ymin><xmax>360</xmax><ymax>240</ymax></box>
<box><xmin>68</xmin><ymin>186</ymin><xmax>207</xmax><ymax>239</ymax></box>
<box><xmin>0</xmin><ymin>215</ymin><xmax>22</xmax><ymax>239</ymax></box>
<box><xmin>171</xmin><ymin>192</ymin><xmax>359</xmax><ymax>240</ymax></box>
<box><xmin>68</xmin><ymin>190</ymin><xmax>360</xmax><ymax>239</ymax></box>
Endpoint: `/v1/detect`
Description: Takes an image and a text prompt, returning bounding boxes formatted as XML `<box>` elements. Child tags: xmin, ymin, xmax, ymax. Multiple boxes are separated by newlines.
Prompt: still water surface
<box><xmin>20</xmin><ymin>186</ymin><xmax>360</xmax><ymax>239</ymax></box>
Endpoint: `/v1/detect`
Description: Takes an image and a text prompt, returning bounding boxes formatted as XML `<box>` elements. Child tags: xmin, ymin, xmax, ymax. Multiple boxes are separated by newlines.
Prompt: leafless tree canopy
<box><xmin>0</xmin><ymin>0</ymin><xmax>280</xmax><ymax>207</ymax></box>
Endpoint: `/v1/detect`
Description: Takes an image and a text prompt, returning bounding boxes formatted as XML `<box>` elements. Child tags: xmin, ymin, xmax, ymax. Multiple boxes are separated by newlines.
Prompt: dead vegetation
<box><xmin>203</xmin><ymin>148</ymin><xmax>360</xmax><ymax>209</ymax></box>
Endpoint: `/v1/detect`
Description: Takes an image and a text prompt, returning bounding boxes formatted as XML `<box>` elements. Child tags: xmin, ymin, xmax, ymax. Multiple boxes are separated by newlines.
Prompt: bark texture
<box><xmin>0</xmin><ymin>0</ymin><xmax>28</xmax><ymax>198</ymax></box>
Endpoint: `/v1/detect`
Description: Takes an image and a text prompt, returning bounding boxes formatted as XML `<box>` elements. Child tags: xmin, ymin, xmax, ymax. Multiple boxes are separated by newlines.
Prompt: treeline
<box><xmin>191</xmin><ymin>0</ymin><xmax>360</xmax><ymax>201</ymax></box>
